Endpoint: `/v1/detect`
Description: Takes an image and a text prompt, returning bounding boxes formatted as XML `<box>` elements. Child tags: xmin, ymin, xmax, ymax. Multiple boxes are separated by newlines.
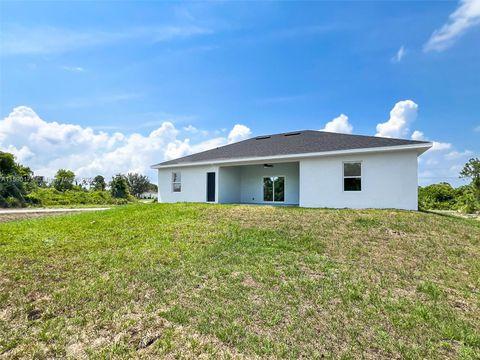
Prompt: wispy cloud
<box><xmin>62</xmin><ymin>66</ymin><xmax>85</xmax><ymax>72</ymax></box>
<box><xmin>391</xmin><ymin>45</ymin><xmax>406</xmax><ymax>63</ymax></box>
<box><xmin>0</xmin><ymin>24</ymin><xmax>213</xmax><ymax>56</ymax></box>
<box><xmin>445</xmin><ymin>150</ymin><xmax>473</xmax><ymax>159</ymax></box>
<box><xmin>474</xmin><ymin>125</ymin><xmax>480</xmax><ymax>132</ymax></box>
<box><xmin>424</xmin><ymin>0</ymin><xmax>480</xmax><ymax>52</ymax></box>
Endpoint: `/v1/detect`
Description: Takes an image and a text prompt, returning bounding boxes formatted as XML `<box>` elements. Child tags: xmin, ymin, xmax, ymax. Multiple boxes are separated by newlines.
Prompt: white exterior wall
<box><xmin>158</xmin><ymin>165</ymin><xmax>218</xmax><ymax>203</ymax></box>
<box><xmin>157</xmin><ymin>149</ymin><xmax>420</xmax><ymax>210</ymax></box>
<box><xmin>299</xmin><ymin>150</ymin><xmax>418</xmax><ymax>210</ymax></box>
<box><xmin>238</xmin><ymin>163</ymin><xmax>299</xmax><ymax>205</ymax></box>
<box><xmin>159</xmin><ymin>162</ymin><xmax>300</xmax><ymax>205</ymax></box>
<box><xmin>218</xmin><ymin>167</ymin><xmax>241</xmax><ymax>203</ymax></box>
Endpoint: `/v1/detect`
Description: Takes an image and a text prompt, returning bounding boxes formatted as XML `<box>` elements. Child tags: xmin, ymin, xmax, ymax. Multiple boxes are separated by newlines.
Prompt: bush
<box><xmin>26</xmin><ymin>188</ymin><xmax>134</xmax><ymax>207</ymax></box>
<box><xmin>5</xmin><ymin>196</ymin><xmax>24</xmax><ymax>208</ymax></box>
<box><xmin>457</xmin><ymin>193</ymin><xmax>479</xmax><ymax>214</ymax></box>
<box><xmin>0</xmin><ymin>181</ymin><xmax>27</xmax><ymax>207</ymax></box>
<box><xmin>419</xmin><ymin>182</ymin><xmax>479</xmax><ymax>213</ymax></box>
<box><xmin>0</xmin><ymin>195</ymin><xmax>26</xmax><ymax>208</ymax></box>
<box><xmin>418</xmin><ymin>183</ymin><xmax>457</xmax><ymax>210</ymax></box>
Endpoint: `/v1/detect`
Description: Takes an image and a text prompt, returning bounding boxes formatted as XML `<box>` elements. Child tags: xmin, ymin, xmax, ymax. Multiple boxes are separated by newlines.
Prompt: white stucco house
<box><xmin>139</xmin><ymin>191</ymin><xmax>158</xmax><ymax>199</ymax></box>
<box><xmin>152</xmin><ymin>130</ymin><xmax>432</xmax><ymax>210</ymax></box>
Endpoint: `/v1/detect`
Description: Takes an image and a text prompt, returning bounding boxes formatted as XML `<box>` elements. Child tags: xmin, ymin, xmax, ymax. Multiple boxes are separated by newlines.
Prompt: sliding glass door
<box><xmin>263</xmin><ymin>176</ymin><xmax>285</xmax><ymax>202</ymax></box>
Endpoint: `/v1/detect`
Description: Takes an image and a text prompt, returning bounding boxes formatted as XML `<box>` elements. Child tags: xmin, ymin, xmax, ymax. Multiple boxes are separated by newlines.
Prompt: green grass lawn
<box><xmin>1</xmin><ymin>204</ymin><xmax>479</xmax><ymax>359</ymax></box>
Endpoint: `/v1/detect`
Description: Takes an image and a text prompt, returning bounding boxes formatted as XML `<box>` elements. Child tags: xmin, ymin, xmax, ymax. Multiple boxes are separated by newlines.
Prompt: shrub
<box><xmin>0</xmin><ymin>181</ymin><xmax>27</xmax><ymax>207</ymax></box>
<box><xmin>5</xmin><ymin>196</ymin><xmax>24</xmax><ymax>208</ymax></box>
<box><xmin>418</xmin><ymin>182</ymin><xmax>479</xmax><ymax>213</ymax></box>
<box><xmin>418</xmin><ymin>183</ymin><xmax>457</xmax><ymax>210</ymax></box>
<box><xmin>26</xmin><ymin>188</ymin><xmax>134</xmax><ymax>207</ymax></box>
<box><xmin>0</xmin><ymin>195</ymin><xmax>26</xmax><ymax>208</ymax></box>
<box><xmin>457</xmin><ymin>193</ymin><xmax>479</xmax><ymax>214</ymax></box>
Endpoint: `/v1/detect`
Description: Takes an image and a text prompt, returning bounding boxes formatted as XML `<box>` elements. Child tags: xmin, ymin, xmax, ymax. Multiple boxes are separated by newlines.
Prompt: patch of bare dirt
<box><xmin>0</xmin><ymin>212</ymin><xmax>70</xmax><ymax>222</ymax></box>
<box><xmin>242</xmin><ymin>275</ymin><xmax>259</xmax><ymax>288</ymax></box>
<box><xmin>429</xmin><ymin>210</ymin><xmax>480</xmax><ymax>220</ymax></box>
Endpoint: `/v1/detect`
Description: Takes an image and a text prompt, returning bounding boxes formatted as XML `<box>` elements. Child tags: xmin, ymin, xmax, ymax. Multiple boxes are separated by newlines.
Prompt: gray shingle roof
<box><xmin>154</xmin><ymin>130</ymin><xmax>430</xmax><ymax>166</ymax></box>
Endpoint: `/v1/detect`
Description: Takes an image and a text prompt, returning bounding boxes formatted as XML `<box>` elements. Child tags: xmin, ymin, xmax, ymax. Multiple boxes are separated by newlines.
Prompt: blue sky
<box><xmin>0</xmin><ymin>1</ymin><xmax>479</xmax><ymax>184</ymax></box>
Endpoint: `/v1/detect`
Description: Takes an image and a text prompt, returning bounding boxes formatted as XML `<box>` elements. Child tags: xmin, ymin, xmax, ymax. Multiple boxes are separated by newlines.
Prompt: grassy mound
<box><xmin>0</xmin><ymin>204</ymin><xmax>479</xmax><ymax>358</ymax></box>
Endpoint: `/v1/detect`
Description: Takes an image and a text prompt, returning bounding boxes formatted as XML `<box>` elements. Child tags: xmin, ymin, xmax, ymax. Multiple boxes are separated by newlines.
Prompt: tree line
<box><xmin>0</xmin><ymin>151</ymin><xmax>157</xmax><ymax>207</ymax></box>
<box><xmin>1</xmin><ymin>150</ymin><xmax>479</xmax><ymax>211</ymax></box>
<box><xmin>418</xmin><ymin>158</ymin><xmax>480</xmax><ymax>214</ymax></box>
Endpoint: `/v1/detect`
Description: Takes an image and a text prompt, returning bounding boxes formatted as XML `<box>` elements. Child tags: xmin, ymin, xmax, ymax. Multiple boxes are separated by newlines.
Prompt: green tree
<box><xmin>53</xmin><ymin>169</ymin><xmax>76</xmax><ymax>192</ymax></box>
<box><xmin>0</xmin><ymin>152</ymin><xmax>32</xmax><ymax>179</ymax></box>
<box><xmin>0</xmin><ymin>152</ymin><xmax>17</xmax><ymax>175</ymax></box>
<box><xmin>126</xmin><ymin>173</ymin><xmax>150</xmax><ymax>197</ymax></box>
<box><xmin>91</xmin><ymin>175</ymin><xmax>106</xmax><ymax>191</ymax></box>
<box><xmin>0</xmin><ymin>151</ymin><xmax>31</xmax><ymax>207</ymax></box>
<box><xmin>460</xmin><ymin>158</ymin><xmax>480</xmax><ymax>201</ymax></box>
<box><xmin>110</xmin><ymin>174</ymin><xmax>130</xmax><ymax>198</ymax></box>
<box><xmin>33</xmin><ymin>176</ymin><xmax>47</xmax><ymax>188</ymax></box>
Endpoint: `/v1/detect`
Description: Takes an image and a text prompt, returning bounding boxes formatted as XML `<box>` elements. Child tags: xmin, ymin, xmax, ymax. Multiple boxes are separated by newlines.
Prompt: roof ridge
<box><xmin>315</xmin><ymin>130</ymin><xmax>429</xmax><ymax>143</ymax></box>
<box><xmin>251</xmin><ymin>129</ymin><xmax>429</xmax><ymax>144</ymax></box>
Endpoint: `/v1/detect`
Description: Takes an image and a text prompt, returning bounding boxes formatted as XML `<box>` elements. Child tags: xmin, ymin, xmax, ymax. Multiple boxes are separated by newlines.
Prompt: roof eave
<box><xmin>151</xmin><ymin>142</ymin><xmax>433</xmax><ymax>169</ymax></box>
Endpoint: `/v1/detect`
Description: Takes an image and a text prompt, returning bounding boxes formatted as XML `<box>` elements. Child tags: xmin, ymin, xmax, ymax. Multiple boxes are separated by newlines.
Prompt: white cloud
<box><xmin>62</xmin><ymin>66</ymin><xmax>85</xmax><ymax>72</ymax></box>
<box><xmin>424</xmin><ymin>0</ymin><xmax>480</xmax><ymax>52</ymax></box>
<box><xmin>321</xmin><ymin>114</ymin><xmax>353</xmax><ymax>134</ymax></box>
<box><xmin>411</xmin><ymin>130</ymin><xmax>452</xmax><ymax>152</ymax></box>
<box><xmin>445</xmin><ymin>149</ymin><xmax>474</xmax><ymax>159</ymax></box>
<box><xmin>3</xmin><ymin>145</ymin><xmax>34</xmax><ymax>162</ymax></box>
<box><xmin>372</xmin><ymin>102</ymin><xmax>473</xmax><ymax>186</ymax></box>
<box><xmin>411</xmin><ymin>128</ymin><xmax>453</xmax><ymax>152</ymax></box>
<box><xmin>183</xmin><ymin>125</ymin><xmax>199</xmax><ymax>133</ymax></box>
<box><xmin>418</xmin><ymin>145</ymin><xmax>474</xmax><ymax>186</ymax></box>
<box><xmin>0</xmin><ymin>106</ymin><xmax>250</xmax><ymax>180</ymax></box>
<box><xmin>391</xmin><ymin>45</ymin><xmax>406</xmax><ymax>63</ymax></box>
<box><xmin>474</xmin><ymin>125</ymin><xmax>480</xmax><ymax>132</ymax></box>
<box><xmin>411</xmin><ymin>130</ymin><xmax>425</xmax><ymax>141</ymax></box>
<box><xmin>409</xmin><ymin>128</ymin><xmax>472</xmax><ymax>185</ymax></box>
<box><xmin>227</xmin><ymin>124</ymin><xmax>252</xmax><ymax>143</ymax></box>
<box><xmin>0</xmin><ymin>25</ymin><xmax>212</xmax><ymax>56</ymax></box>
<box><xmin>214</xmin><ymin>128</ymin><xmax>227</xmax><ymax>135</ymax></box>
<box><xmin>182</xmin><ymin>125</ymin><xmax>209</xmax><ymax>137</ymax></box>
<box><xmin>431</xmin><ymin>141</ymin><xmax>453</xmax><ymax>151</ymax></box>
<box><xmin>375</xmin><ymin>100</ymin><xmax>418</xmax><ymax>138</ymax></box>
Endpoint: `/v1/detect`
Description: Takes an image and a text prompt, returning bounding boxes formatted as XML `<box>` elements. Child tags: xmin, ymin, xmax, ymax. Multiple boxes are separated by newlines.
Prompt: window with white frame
<box><xmin>172</xmin><ymin>172</ymin><xmax>181</xmax><ymax>192</ymax></box>
<box><xmin>343</xmin><ymin>162</ymin><xmax>361</xmax><ymax>191</ymax></box>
